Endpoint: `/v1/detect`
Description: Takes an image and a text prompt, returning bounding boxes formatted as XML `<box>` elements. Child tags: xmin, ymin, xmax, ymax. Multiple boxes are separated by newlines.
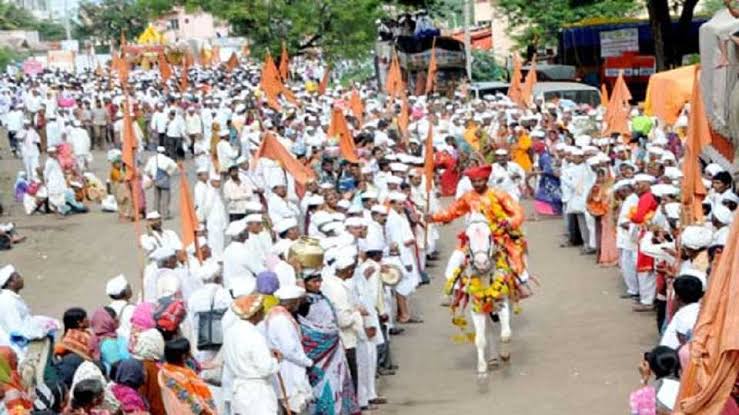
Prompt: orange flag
<box><xmin>279</xmin><ymin>41</ymin><xmax>289</xmax><ymax>81</ymax></box>
<box><xmin>254</xmin><ymin>133</ymin><xmax>316</xmax><ymax>184</ymax></box>
<box><xmin>178</xmin><ymin>165</ymin><xmax>201</xmax><ymax>261</ymax></box>
<box><xmin>226</xmin><ymin>52</ymin><xmax>239</xmax><ymax>72</ymax></box>
<box><xmin>425</xmin><ymin>37</ymin><xmax>438</xmax><ymax>95</ymax></box>
<box><xmin>349</xmin><ymin>89</ymin><xmax>364</xmax><ymax>125</ymax></box>
<box><xmin>680</xmin><ymin>66</ymin><xmax>711</xmax><ymax>225</ymax></box>
<box><xmin>260</xmin><ymin>53</ymin><xmax>283</xmax><ymax>107</ymax></box>
<box><xmin>519</xmin><ymin>58</ymin><xmax>537</xmax><ymax>107</ymax></box>
<box><xmin>507</xmin><ymin>54</ymin><xmax>523</xmax><ymax>105</ymax></box>
<box><xmin>328</xmin><ymin>107</ymin><xmax>360</xmax><ymax>163</ymax></box>
<box><xmin>423</xmin><ymin>123</ymin><xmax>434</xmax><ymax>193</ymax></box>
<box><xmin>675</xmin><ymin>214</ymin><xmax>739</xmax><ymax>415</ymax></box>
<box><xmin>179</xmin><ymin>60</ymin><xmax>189</xmax><ymax>92</ymax></box>
<box><xmin>600</xmin><ymin>83</ymin><xmax>609</xmax><ymax>108</ymax></box>
<box><xmin>116</xmin><ymin>51</ymin><xmax>129</xmax><ymax>86</ymax></box>
<box><xmin>318</xmin><ymin>65</ymin><xmax>331</xmax><ymax>95</ymax></box>
<box><xmin>211</xmin><ymin>46</ymin><xmax>220</xmax><ymax>66</ymax></box>
<box><xmin>398</xmin><ymin>94</ymin><xmax>409</xmax><ymax>137</ymax></box>
<box><xmin>121</xmin><ymin>99</ymin><xmax>137</xmax><ymax>182</ymax></box>
<box><xmin>385</xmin><ymin>52</ymin><xmax>403</xmax><ymax>98</ymax></box>
<box><xmin>184</xmin><ymin>51</ymin><xmax>194</xmax><ymax>68</ymax></box>
<box><xmin>158</xmin><ymin>53</ymin><xmax>172</xmax><ymax>84</ymax></box>
<box><xmin>602</xmin><ymin>71</ymin><xmax>631</xmax><ymax>137</ymax></box>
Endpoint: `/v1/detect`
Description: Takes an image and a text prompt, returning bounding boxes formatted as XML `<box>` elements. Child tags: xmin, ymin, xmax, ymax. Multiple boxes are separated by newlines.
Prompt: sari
<box><xmin>598</xmin><ymin>192</ymin><xmax>620</xmax><ymax>267</ymax></box>
<box><xmin>158</xmin><ymin>363</ymin><xmax>216</xmax><ymax>415</ymax></box>
<box><xmin>299</xmin><ymin>293</ymin><xmax>360</xmax><ymax>415</ymax></box>
<box><xmin>0</xmin><ymin>346</ymin><xmax>33</xmax><ymax>415</ymax></box>
<box><xmin>90</xmin><ymin>308</ymin><xmax>127</xmax><ymax>372</ymax></box>
<box><xmin>132</xmin><ymin>329</ymin><xmax>166</xmax><ymax>415</ymax></box>
<box><xmin>533</xmin><ymin>151</ymin><xmax>562</xmax><ymax>215</ymax></box>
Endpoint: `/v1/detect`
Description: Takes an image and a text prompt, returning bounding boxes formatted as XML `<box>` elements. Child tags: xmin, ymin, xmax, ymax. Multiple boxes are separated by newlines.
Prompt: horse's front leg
<box><xmin>470</xmin><ymin>311</ymin><xmax>488</xmax><ymax>374</ymax></box>
<box><xmin>498</xmin><ymin>298</ymin><xmax>512</xmax><ymax>361</ymax></box>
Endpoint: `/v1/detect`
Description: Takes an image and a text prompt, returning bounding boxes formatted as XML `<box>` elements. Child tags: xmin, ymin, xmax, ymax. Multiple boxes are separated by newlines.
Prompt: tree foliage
<box><xmin>497</xmin><ymin>0</ymin><xmax>639</xmax><ymax>48</ymax></box>
<box><xmin>0</xmin><ymin>2</ymin><xmax>66</xmax><ymax>41</ymax></box>
<box><xmin>471</xmin><ymin>50</ymin><xmax>507</xmax><ymax>82</ymax></box>
<box><xmin>183</xmin><ymin>0</ymin><xmax>382</xmax><ymax>60</ymax></box>
<box><xmin>76</xmin><ymin>0</ymin><xmax>166</xmax><ymax>44</ymax></box>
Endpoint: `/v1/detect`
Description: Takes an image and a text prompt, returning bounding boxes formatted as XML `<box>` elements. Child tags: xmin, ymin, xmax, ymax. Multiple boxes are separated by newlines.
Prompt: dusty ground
<box><xmin>0</xmin><ymin>148</ymin><xmax>656</xmax><ymax>414</ymax></box>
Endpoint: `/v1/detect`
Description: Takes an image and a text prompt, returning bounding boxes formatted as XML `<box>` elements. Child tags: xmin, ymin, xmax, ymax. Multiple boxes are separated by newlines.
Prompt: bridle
<box><xmin>466</xmin><ymin>218</ymin><xmax>496</xmax><ymax>274</ymax></box>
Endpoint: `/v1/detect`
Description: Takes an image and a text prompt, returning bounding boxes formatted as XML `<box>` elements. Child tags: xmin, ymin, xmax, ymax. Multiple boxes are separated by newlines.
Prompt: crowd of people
<box><xmin>0</xmin><ymin>33</ymin><xmax>736</xmax><ymax>415</ymax></box>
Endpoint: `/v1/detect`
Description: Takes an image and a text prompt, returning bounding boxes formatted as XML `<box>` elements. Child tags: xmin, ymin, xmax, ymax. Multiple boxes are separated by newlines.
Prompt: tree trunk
<box><xmin>675</xmin><ymin>0</ymin><xmax>700</xmax><ymax>65</ymax></box>
<box><xmin>646</xmin><ymin>0</ymin><xmax>672</xmax><ymax>71</ymax></box>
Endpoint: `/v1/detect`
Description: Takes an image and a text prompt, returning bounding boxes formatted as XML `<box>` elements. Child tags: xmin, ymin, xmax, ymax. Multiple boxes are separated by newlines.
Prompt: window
<box><xmin>169</xmin><ymin>19</ymin><xmax>179</xmax><ymax>30</ymax></box>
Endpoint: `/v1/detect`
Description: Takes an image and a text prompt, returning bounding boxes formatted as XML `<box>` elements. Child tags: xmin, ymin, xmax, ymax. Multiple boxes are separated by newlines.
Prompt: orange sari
<box><xmin>158</xmin><ymin>363</ymin><xmax>216</xmax><ymax>415</ymax></box>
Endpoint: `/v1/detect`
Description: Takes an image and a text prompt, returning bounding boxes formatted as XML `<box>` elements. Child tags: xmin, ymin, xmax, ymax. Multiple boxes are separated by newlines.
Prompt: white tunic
<box><xmin>201</xmin><ymin>185</ymin><xmax>228</xmax><ymax>256</ymax></box>
<box><xmin>321</xmin><ymin>274</ymin><xmax>363</xmax><ymax>349</ymax></box>
<box><xmin>222</xmin><ymin>241</ymin><xmax>257</xmax><ymax>290</ymax></box>
<box><xmin>267</xmin><ymin>193</ymin><xmax>300</xmax><ymax>224</ymax></box>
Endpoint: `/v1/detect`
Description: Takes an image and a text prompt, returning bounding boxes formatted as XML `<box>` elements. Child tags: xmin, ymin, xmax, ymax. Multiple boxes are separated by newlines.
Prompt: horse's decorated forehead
<box><xmin>466</xmin><ymin>222</ymin><xmax>491</xmax><ymax>246</ymax></box>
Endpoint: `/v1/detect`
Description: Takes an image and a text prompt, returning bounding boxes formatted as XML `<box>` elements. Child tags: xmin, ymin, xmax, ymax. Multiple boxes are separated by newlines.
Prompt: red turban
<box><xmin>464</xmin><ymin>165</ymin><xmax>492</xmax><ymax>180</ymax></box>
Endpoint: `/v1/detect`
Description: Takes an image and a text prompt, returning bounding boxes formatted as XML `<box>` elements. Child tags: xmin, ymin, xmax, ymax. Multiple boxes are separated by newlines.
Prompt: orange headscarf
<box><xmin>0</xmin><ymin>346</ymin><xmax>33</xmax><ymax>414</ymax></box>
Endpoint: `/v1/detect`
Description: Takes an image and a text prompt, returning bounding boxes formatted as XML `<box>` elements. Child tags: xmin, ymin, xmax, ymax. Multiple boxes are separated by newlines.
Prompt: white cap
<box><xmin>613</xmin><ymin>179</ymin><xmax>633</xmax><ymax>191</ymax></box>
<box><xmin>157</xmin><ymin>146</ymin><xmax>166</xmax><ymax>153</ymax></box>
<box><xmin>334</xmin><ymin>253</ymin><xmax>356</xmax><ymax>270</ymax></box>
<box><xmin>230</xmin><ymin>278</ymin><xmax>256</xmax><ymax>297</ymax></box>
<box><xmin>245</xmin><ymin>213</ymin><xmax>263</xmax><ymax>223</ymax></box>
<box><xmin>712</xmin><ymin>226</ymin><xmax>729</xmax><ymax>247</ymax></box>
<box><xmin>681</xmin><ymin>225</ymin><xmax>714</xmax><ymax>250</ymax></box>
<box><xmin>323</xmin><ymin>221</ymin><xmax>345</xmax><ymax>235</ymax></box>
<box><xmin>105</xmin><ymin>274</ymin><xmax>129</xmax><ymax>296</ymax></box>
<box><xmin>363</xmin><ymin>231</ymin><xmax>385</xmax><ymax>252</ymax></box>
<box><xmin>712</xmin><ymin>204</ymin><xmax>734</xmax><ymax>225</ymax></box>
<box><xmin>0</xmin><ymin>265</ymin><xmax>16</xmax><ymax>287</ymax></box>
<box><xmin>664</xmin><ymin>202</ymin><xmax>681</xmax><ymax>220</ymax></box>
<box><xmin>196</xmin><ymin>165</ymin><xmax>209</xmax><ymax>174</ymax></box>
<box><xmin>344</xmin><ymin>217</ymin><xmax>366</xmax><ymax>228</ymax></box>
<box><xmin>386</xmin><ymin>176</ymin><xmax>403</xmax><ymax>185</ymax></box>
<box><xmin>570</xmin><ymin>148</ymin><xmax>584</xmax><ymax>156</ymax></box>
<box><xmin>186</xmin><ymin>236</ymin><xmax>208</xmax><ymax>254</ymax></box>
<box><xmin>149</xmin><ymin>246</ymin><xmax>176</xmax><ymax>261</ymax></box>
<box><xmin>494</xmin><ymin>149</ymin><xmax>508</xmax><ymax>156</ymax></box>
<box><xmin>634</xmin><ymin>174</ymin><xmax>655</xmax><ymax>183</ymax></box>
<box><xmin>244</xmin><ymin>201</ymin><xmax>264</xmax><ymax>212</ymax></box>
<box><xmin>651</xmin><ymin>184</ymin><xmax>678</xmax><ymax>198</ymax></box>
<box><xmin>274</xmin><ymin>217</ymin><xmax>298</xmax><ymax>234</ymax></box>
<box><xmin>337</xmin><ymin>200</ymin><xmax>351</xmax><ymax>210</ymax></box>
<box><xmin>275</xmin><ymin>285</ymin><xmax>306</xmax><ymax>300</ymax></box>
<box><xmin>390</xmin><ymin>163</ymin><xmax>409</xmax><ymax>173</ymax></box>
<box><xmin>705</xmin><ymin>163</ymin><xmax>725</xmax><ymax>177</ymax></box>
<box><xmin>197</xmin><ymin>260</ymin><xmax>221</xmax><ymax>282</ymax></box>
<box><xmin>146</xmin><ymin>211</ymin><xmax>162</xmax><ymax>220</ymax></box>
<box><xmin>387</xmin><ymin>192</ymin><xmax>407</xmax><ymax>202</ymax></box>
<box><xmin>664</xmin><ymin>166</ymin><xmax>683</xmax><ymax>180</ymax></box>
<box><xmin>225</xmin><ymin>219</ymin><xmax>248</xmax><ymax>236</ymax></box>
<box><xmin>371</xmin><ymin>205</ymin><xmax>389</xmax><ymax>215</ymax></box>
<box><xmin>306</xmin><ymin>195</ymin><xmax>325</xmax><ymax>206</ymax></box>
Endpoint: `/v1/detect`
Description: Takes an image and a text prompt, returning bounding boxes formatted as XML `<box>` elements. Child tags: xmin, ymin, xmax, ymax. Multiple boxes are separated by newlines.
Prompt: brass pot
<box><xmin>288</xmin><ymin>237</ymin><xmax>325</xmax><ymax>269</ymax></box>
<box><xmin>380</xmin><ymin>264</ymin><xmax>403</xmax><ymax>286</ymax></box>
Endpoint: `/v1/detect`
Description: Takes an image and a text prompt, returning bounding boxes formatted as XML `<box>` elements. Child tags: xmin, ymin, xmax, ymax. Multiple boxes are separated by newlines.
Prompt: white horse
<box><xmin>445</xmin><ymin>214</ymin><xmax>512</xmax><ymax>375</ymax></box>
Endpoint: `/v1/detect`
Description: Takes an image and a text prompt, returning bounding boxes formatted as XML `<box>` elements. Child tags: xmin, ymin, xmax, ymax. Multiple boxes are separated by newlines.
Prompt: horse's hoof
<box><xmin>477</xmin><ymin>363</ymin><xmax>488</xmax><ymax>374</ymax></box>
<box><xmin>500</xmin><ymin>352</ymin><xmax>511</xmax><ymax>362</ymax></box>
<box><xmin>500</xmin><ymin>334</ymin><xmax>512</xmax><ymax>343</ymax></box>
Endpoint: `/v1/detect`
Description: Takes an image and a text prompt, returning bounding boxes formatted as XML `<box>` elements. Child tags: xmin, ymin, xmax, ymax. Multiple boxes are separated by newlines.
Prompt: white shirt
<box><xmin>0</xmin><ymin>290</ymin><xmax>45</xmax><ymax>352</ymax></box>
<box><xmin>222</xmin><ymin>241</ymin><xmax>258</xmax><ymax>290</ymax></box>
<box><xmin>108</xmin><ymin>299</ymin><xmax>134</xmax><ymax>341</ymax></box>
<box><xmin>354</xmin><ymin>259</ymin><xmax>385</xmax><ymax>345</ymax></box>
<box><xmin>222</xmin><ymin>318</ymin><xmax>279</xmax><ymax>406</ymax></box>
<box><xmin>143</xmin><ymin>153</ymin><xmax>178</xmax><ymax>179</ymax></box>
<box><xmin>223</xmin><ymin>178</ymin><xmax>255</xmax><ymax>215</ymax></box>
<box><xmin>562</xmin><ymin>162</ymin><xmax>593</xmax><ymax>214</ymax></box>
<box><xmin>267</xmin><ymin>193</ymin><xmax>300</xmax><ymax>224</ymax></box>
<box><xmin>187</xmin><ymin>283</ymin><xmax>231</xmax><ymax>357</ymax></box>
<box><xmin>660</xmin><ymin>302</ymin><xmax>700</xmax><ymax>349</ymax></box>
<box><xmin>151</xmin><ymin>111</ymin><xmax>168</xmax><ymax>134</ymax></box>
<box><xmin>489</xmin><ymin>162</ymin><xmax>526</xmax><ymax>201</ymax></box>
<box><xmin>617</xmin><ymin>193</ymin><xmax>640</xmax><ymax>250</ymax></box>
<box><xmin>216</xmin><ymin>140</ymin><xmax>237</xmax><ymax>173</ymax></box>
<box><xmin>21</xmin><ymin>128</ymin><xmax>40</xmax><ymax>158</ymax></box>
<box><xmin>139</xmin><ymin>229</ymin><xmax>183</xmax><ymax>252</ymax></box>
<box><xmin>5</xmin><ymin>110</ymin><xmax>23</xmax><ymax>132</ymax></box>
<box><xmin>321</xmin><ymin>274</ymin><xmax>363</xmax><ymax>349</ymax></box>
<box><xmin>165</xmin><ymin>116</ymin><xmax>185</xmax><ymax>138</ymax></box>
<box><xmin>69</xmin><ymin>127</ymin><xmax>91</xmax><ymax>158</ymax></box>
<box><xmin>185</xmin><ymin>113</ymin><xmax>202</xmax><ymax>135</ymax></box>
<box><xmin>193</xmin><ymin>180</ymin><xmax>209</xmax><ymax>221</ymax></box>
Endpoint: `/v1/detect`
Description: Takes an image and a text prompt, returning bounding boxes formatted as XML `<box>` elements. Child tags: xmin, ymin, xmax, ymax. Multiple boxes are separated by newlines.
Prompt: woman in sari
<box><xmin>158</xmin><ymin>338</ymin><xmax>216</xmax><ymax>415</ymax></box>
<box><xmin>586</xmin><ymin>166</ymin><xmax>619</xmax><ymax>267</ymax></box>
<box><xmin>55</xmin><ymin>308</ymin><xmax>96</xmax><ymax>388</ymax></box>
<box><xmin>110</xmin><ymin>359</ymin><xmax>148</xmax><ymax>414</ymax></box>
<box><xmin>0</xmin><ymin>346</ymin><xmax>33</xmax><ymax>414</ymax></box>
<box><xmin>533</xmin><ymin>143</ymin><xmax>562</xmax><ymax>216</ymax></box>
<box><xmin>128</xmin><ymin>303</ymin><xmax>156</xmax><ymax>354</ymax></box>
<box><xmin>109</xmin><ymin>158</ymin><xmax>132</xmax><ymax>221</ymax></box>
<box><xmin>298</xmin><ymin>272</ymin><xmax>360</xmax><ymax>415</ymax></box>
<box><xmin>131</xmin><ymin>329</ymin><xmax>165</xmax><ymax>415</ymax></box>
<box><xmin>90</xmin><ymin>307</ymin><xmax>128</xmax><ymax>373</ymax></box>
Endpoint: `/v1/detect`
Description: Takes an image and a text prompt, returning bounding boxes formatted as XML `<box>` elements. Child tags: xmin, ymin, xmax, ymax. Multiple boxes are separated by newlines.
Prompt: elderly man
<box><xmin>223</xmin><ymin>294</ymin><xmax>280</xmax><ymax>415</ymax></box>
<box><xmin>223</xmin><ymin>219</ymin><xmax>254</xmax><ymax>290</ymax></box>
<box><xmin>490</xmin><ymin>148</ymin><xmax>526</xmax><ymax>202</ymax></box>
<box><xmin>43</xmin><ymin>146</ymin><xmax>69</xmax><ymax>215</ymax></box>
<box><xmin>188</xmin><ymin>260</ymin><xmax>230</xmax><ymax>362</ymax></box>
<box><xmin>143</xmin><ymin>146</ymin><xmax>178</xmax><ymax>219</ymax></box>
<box><xmin>142</xmin><ymin>246</ymin><xmax>179</xmax><ymax>301</ymax></box>
<box><xmin>630</xmin><ymin>174</ymin><xmax>660</xmax><ymax>312</ymax></box>
<box><xmin>267</xmin><ymin>176</ymin><xmax>301</xmax><ymax>224</ymax></box>
<box><xmin>386</xmin><ymin>191</ymin><xmax>420</xmax><ymax>323</ymax></box>
<box><xmin>105</xmin><ymin>274</ymin><xmax>134</xmax><ymax>342</ymax></box>
<box><xmin>0</xmin><ymin>265</ymin><xmax>46</xmax><ymax>356</ymax></box>
<box><xmin>265</xmin><ymin>285</ymin><xmax>314</xmax><ymax>414</ymax></box>
<box><xmin>224</xmin><ymin>165</ymin><xmax>255</xmax><ymax>222</ymax></box>
<box><xmin>561</xmin><ymin>148</ymin><xmax>594</xmax><ymax>253</ymax></box>
<box><xmin>139</xmin><ymin>211</ymin><xmax>183</xmax><ymax>253</ymax></box>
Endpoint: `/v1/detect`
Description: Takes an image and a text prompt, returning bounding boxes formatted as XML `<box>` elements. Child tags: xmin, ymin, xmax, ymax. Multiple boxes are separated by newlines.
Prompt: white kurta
<box><xmin>201</xmin><ymin>185</ymin><xmax>228</xmax><ymax>257</ymax></box>
<box><xmin>264</xmin><ymin>308</ymin><xmax>314</xmax><ymax>413</ymax></box>
<box><xmin>187</xmin><ymin>283</ymin><xmax>231</xmax><ymax>361</ymax></box>
<box><xmin>139</xmin><ymin>230</ymin><xmax>183</xmax><ymax>253</ymax></box>
<box><xmin>321</xmin><ymin>274</ymin><xmax>363</xmax><ymax>349</ymax></box>
<box><xmin>0</xmin><ymin>289</ymin><xmax>45</xmax><ymax>356</ymax></box>
<box><xmin>489</xmin><ymin>162</ymin><xmax>526</xmax><ymax>201</ymax></box>
<box><xmin>223</xmin><ymin>318</ymin><xmax>280</xmax><ymax>415</ymax></box>
<box><xmin>386</xmin><ymin>210</ymin><xmax>419</xmax><ymax>296</ymax></box>
<box><xmin>267</xmin><ymin>193</ymin><xmax>301</xmax><ymax>224</ymax></box>
<box><xmin>222</xmin><ymin>241</ymin><xmax>258</xmax><ymax>290</ymax></box>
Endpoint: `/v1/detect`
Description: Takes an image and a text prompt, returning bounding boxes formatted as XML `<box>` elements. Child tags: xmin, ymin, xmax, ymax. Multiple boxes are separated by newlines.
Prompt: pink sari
<box><xmin>598</xmin><ymin>199</ymin><xmax>619</xmax><ymax>267</ymax></box>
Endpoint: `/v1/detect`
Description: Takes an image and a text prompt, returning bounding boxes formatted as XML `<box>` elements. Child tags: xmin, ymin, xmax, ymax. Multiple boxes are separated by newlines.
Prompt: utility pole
<box><xmin>463</xmin><ymin>0</ymin><xmax>472</xmax><ymax>80</ymax></box>
<box><xmin>64</xmin><ymin>0</ymin><xmax>71</xmax><ymax>40</ymax></box>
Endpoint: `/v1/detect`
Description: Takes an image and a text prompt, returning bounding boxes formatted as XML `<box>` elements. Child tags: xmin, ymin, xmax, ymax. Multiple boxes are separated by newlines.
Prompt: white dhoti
<box><xmin>356</xmin><ymin>338</ymin><xmax>378</xmax><ymax>407</ymax></box>
<box><xmin>231</xmin><ymin>378</ymin><xmax>278</xmax><ymax>415</ymax></box>
<box><xmin>585</xmin><ymin>212</ymin><xmax>596</xmax><ymax>249</ymax></box>
<box><xmin>23</xmin><ymin>155</ymin><xmax>39</xmax><ymax>180</ymax></box>
<box><xmin>207</xmin><ymin>224</ymin><xmax>225</xmax><ymax>257</ymax></box>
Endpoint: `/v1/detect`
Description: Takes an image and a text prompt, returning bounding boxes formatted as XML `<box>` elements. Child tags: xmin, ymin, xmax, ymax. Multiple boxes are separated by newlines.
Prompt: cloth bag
<box><xmin>196</xmin><ymin>289</ymin><xmax>226</xmax><ymax>351</ymax></box>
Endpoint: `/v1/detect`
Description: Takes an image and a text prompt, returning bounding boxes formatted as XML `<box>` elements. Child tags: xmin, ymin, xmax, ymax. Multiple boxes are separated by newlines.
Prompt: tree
<box><xmin>645</xmin><ymin>0</ymin><xmax>702</xmax><ymax>71</ymax></box>
<box><xmin>76</xmin><ymin>0</ymin><xmax>162</xmax><ymax>44</ymax></box>
<box><xmin>0</xmin><ymin>2</ymin><xmax>66</xmax><ymax>41</ymax></box>
<box><xmin>184</xmin><ymin>0</ymin><xmax>382</xmax><ymax>60</ymax></box>
<box><xmin>497</xmin><ymin>0</ymin><xmax>638</xmax><ymax>49</ymax></box>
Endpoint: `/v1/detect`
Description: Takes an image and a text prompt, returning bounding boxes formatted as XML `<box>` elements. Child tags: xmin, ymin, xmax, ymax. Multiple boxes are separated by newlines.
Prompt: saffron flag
<box><xmin>600</xmin><ymin>83</ymin><xmax>609</xmax><ymax>108</ymax></box>
<box><xmin>507</xmin><ymin>54</ymin><xmax>523</xmax><ymax>105</ymax></box>
<box><xmin>414</xmin><ymin>71</ymin><xmax>426</xmax><ymax>97</ymax></box>
<box><xmin>385</xmin><ymin>52</ymin><xmax>403</xmax><ymax>98</ymax></box>
<box><xmin>519</xmin><ymin>58</ymin><xmax>537</xmax><ymax>107</ymax></box>
<box><xmin>226</xmin><ymin>52</ymin><xmax>239</xmax><ymax>72</ymax></box>
<box><xmin>675</xmin><ymin>214</ymin><xmax>739</xmax><ymax>415</ymax></box>
<box><xmin>680</xmin><ymin>66</ymin><xmax>711</xmax><ymax>225</ymax></box>
<box><xmin>602</xmin><ymin>71</ymin><xmax>631</xmax><ymax>137</ymax></box>
<box><xmin>178</xmin><ymin>165</ymin><xmax>201</xmax><ymax>261</ymax></box>
<box><xmin>184</xmin><ymin>51</ymin><xmax>194</xmax><ymax>68</ymax></box>
<box><xmin>121</xmin><ymin>96</ymin><xmax>140</xmax><ymax>223</ymax></box>
<box><xmin>398</xmin><ymin>94</ymin><xmax>409</xmax><ymax>137</ymax></box>
<box><xmin>260</xmin><ymin>53</ymin><xmax>284</xmax><ymax>110</ymax></box>
<box><xmin>318</xmin><ymin>65</ymin><xmax>330</xmax><ymax>95</ymax></box>
<box><xmin>279</xmin><ymin>41</ymin><xmax>289</xmax><ymax>81</ymax></box>
<box><xmin>158</xmin><ymin>53</ymin><xmax>172</xmax><ymax>84</ymax></box>
<box><xmin>423</xmin><ymin>124</ymin><xmax>434</xmax><ymax>193</ymax></box>
<box><xmin>179</xmin><ymin>60</ymin><xmax>189</xmax><ymax>92</ymax></box>
<box><xmin>349</xmin><ymin>89</ymin><xmax>364</xmax><ymax>126</ymax></box>
<box><xmin>425</xmin><ymin>38</ymin><xmax>438</xmax><ymax>95</ymax></box>
<box><xmin>254</xmin><ymin>133</ymin><xmax>316</xmax><ymax>184</ymax></box>
<box><xmin>328</xmin><ymin>107</ymin><xmax>360</xmax><ymax>163</ymax></box>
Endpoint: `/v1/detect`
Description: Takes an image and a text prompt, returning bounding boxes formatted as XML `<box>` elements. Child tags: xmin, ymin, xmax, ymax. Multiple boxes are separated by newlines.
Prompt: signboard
<box><xmin>22</xmin><ymin>59</ymin><xmax>43</xmax><ymax>76</ymax></box>
<box><xmin>603</xmin><ymin>53</ymin><xmax>655</xmax><ymax>82</ymax></box>
<box><xmin>397</xmin><ymin>48</ymin><xmax>466</xmax><ymax>71</ymax></box>
<box><xmin>600</xmin><ymin>28</ymin><xmax>639</xmax><ymax>58</ymax></box>
<box><xmin>47</xmin><ymin>50</ymin><xmax>76</xmax><ymax>73</ymax></box>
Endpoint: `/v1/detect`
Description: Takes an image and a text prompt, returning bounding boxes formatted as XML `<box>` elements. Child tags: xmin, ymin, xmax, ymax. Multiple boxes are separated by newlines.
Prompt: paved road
<box><xmin>1</xmin><ymin>151</ymin><xmax>656</xmax><ymax>414</ymax></box>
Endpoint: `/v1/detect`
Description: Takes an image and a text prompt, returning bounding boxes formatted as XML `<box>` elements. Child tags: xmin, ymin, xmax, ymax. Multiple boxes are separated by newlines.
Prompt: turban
<box><xmin>464</xmin><ymin>165</ymin><xmax>492</xmax><ymax>181</ymax></box>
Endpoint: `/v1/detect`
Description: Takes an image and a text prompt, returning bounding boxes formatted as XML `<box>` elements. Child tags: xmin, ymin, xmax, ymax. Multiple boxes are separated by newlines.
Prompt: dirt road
<box><xmin>1</xmin><ymin>149</ymin><xmax>656</xmax><ymax>414</ymax></box>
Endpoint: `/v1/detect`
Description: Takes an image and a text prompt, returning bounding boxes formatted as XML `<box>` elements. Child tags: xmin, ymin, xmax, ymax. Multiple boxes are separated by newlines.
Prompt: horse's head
<box><xmin>466</xmin><ymin>213</ymin><xmax>496</xmax><ymax>274</ymax></box>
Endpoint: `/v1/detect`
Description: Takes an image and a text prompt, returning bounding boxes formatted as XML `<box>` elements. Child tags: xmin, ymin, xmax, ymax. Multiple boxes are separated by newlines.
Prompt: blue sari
<box><xmin>534</xmin><ymin>152</ymin><xmax>562</xmax><ymax>215</ymax></box>
<box><xmin>299</xmin><ymin>293</ymin><xmax>360</xmax><ymax>415</ymax></box>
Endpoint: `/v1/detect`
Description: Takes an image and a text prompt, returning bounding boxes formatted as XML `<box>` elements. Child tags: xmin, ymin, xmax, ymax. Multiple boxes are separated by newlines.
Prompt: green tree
<box><xmin>184</xmin><ymin>0</ymin><xmax>382</xmax><ymax>60</ymax></box>
<box><xmin>700</xmin><ymin>0</ymin><xmax>725</xmax><ymax>14</ymax></box>
<box><xmin>496</xmin><ymin>0</ymin><xmax>638</xmax><ymax>48</ymax></box>
<box><xmin>645</xmin><ymin>0</ymin><xmax>702</xmax><ymax>70</ymax></box>
<box><xmin>76</xmin><ymin>0</ymin><xmax>158</xmax><ymax>44</ymax></box>
<box><xmin>471</xmin><ymin>50</ymin><xmax>506</xmax><ymax>82</ymax></box>
<box><xmin>0</xmin><ymin>2</ymin><xmax>66</xmax><ymax>41</ymax></box>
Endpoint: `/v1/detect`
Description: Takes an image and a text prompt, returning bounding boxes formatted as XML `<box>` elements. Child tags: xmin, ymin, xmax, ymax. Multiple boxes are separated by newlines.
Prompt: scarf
<box><xmin>90</xmin><ymin>308</ymin><xmax>118</xmax><ymax>360</ymax></box>
<box><xmin>131</xmin><ymin>329</ymin><xmax>164</xmax><ymax>361</ymax></box>
<box><xmin>0</xmin><ymin>346</ymin><xmax>33</xmax><ymax>413</ymax></box>
<box><xmin>56</xmin><ymin>329</ymin><xmax>94</xmax><ymax>361</ymax></box>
